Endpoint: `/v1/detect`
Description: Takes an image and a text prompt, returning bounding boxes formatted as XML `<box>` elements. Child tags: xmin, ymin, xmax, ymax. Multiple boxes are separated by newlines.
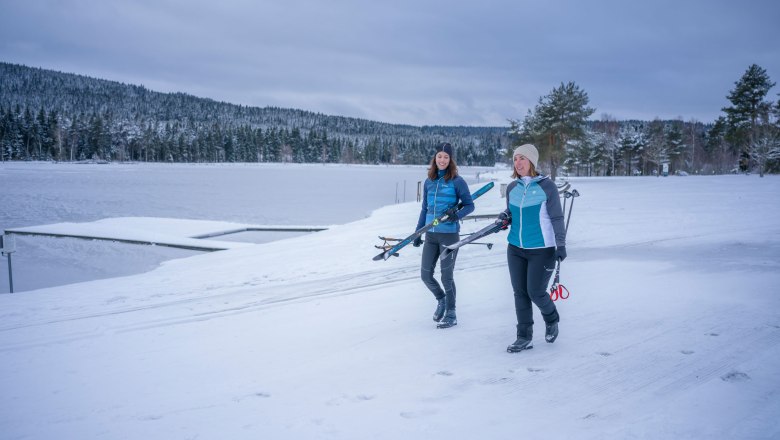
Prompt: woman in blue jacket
<box><xmin>413</xmin><ymin>143</ymin><xmax>474</xmax><ymax>329</ymax></box>
<box><xmin>497</xmin><ymin>144</ymin><xmax>567</xmax><ymax>352</ymax></box>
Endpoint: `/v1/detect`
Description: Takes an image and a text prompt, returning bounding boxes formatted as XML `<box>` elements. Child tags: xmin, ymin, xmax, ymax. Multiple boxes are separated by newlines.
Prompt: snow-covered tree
<box><xmin>643</xmin><ymin>119</ymin><xmax>667</xmax><ymax>175</ymax></box>
<box><xmin>750</xmin><ymin>106</ymin><xmax>780</xmax><ymax>176</ymax></box>
<box><xmin>510</xmin><ymin>82</ymin><xmax>595</xmax><ymax>180</ymax></box>
<box><xmin>721</xmin><ymin>64</ymin><xmax>776</xmax><ymax>172</ymax></box>
<box><xmin>592</xmin><ymin>114</ymin><xmax>621</xmax><ymax>176</ymax></box>
<box><xmin>665</xmin><ymin>120</ymin><xmax>687</xmax><ymax>173</ymax></box>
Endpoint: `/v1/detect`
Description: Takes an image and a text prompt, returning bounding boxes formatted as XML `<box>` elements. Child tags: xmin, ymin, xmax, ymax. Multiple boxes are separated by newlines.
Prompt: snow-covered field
<box><xmin>1</xmin><ymin>165</ymin><xmax>779</xmax><ymax>439</ymax></box>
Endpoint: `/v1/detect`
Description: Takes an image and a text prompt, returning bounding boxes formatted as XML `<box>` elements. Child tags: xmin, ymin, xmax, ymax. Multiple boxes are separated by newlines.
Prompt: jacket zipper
<box><xmin>518</xmin><ymin>180</ymin><xmax>530</xmax><ymax>247</ymax></box>
<box><xmin>432</xmin><ymin>178</ymin><xmax>440</xmax><ymax>232</ymax></box>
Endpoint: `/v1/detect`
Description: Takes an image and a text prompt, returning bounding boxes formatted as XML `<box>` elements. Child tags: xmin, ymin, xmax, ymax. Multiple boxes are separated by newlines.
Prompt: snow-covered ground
<box><xmin>1</xmin><ymin>169</ymin><xmax>779</xmax><ymax>439</ymax></box>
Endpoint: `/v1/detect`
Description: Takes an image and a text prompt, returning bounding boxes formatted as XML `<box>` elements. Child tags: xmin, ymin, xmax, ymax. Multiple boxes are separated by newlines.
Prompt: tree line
<box><xmin>0</xmin><ymin>106</ymin><xmax>501</xmax><ymax>165</ymax></box>
<box><xmin>0</xmin><ymin>62</ymin><xmax>504</xmax><ymax>166</ymax></box>
<box><xmin>2</xmin><ymin>62</ymin><xmax>778</xmax><ymax>175</ymax></box>
<box><xmin>511</xmin><ymin>64</ymin><xmax>780</xmax><ymax>178</ymax></box>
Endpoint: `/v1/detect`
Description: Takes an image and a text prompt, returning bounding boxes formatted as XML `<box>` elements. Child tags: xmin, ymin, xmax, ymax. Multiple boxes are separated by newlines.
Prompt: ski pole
<box><xmin>551</xmin><ymin>188</ymin><xmax>578</xmax><ymax>300</ymax></box>
<box><xmin>548</xmin><ymin>261</ymin><xmax>570</xmax><ymax>301</ymax></box>
<box><xmin>564</xmin><ymin>189</ymin><xmax>579</xmax><ymax>233</ymax></box>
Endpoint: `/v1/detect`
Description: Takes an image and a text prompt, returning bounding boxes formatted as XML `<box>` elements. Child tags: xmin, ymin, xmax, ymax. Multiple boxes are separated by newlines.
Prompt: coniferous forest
<box><xmin>0</xmin><ymin>62</ymin><xmax>506</xmax><ymax>166</ymax></box>
<box><xmin>2</xmin><ymin>62</ymin><xmax>778</xmax><ymax>175</ymax></box>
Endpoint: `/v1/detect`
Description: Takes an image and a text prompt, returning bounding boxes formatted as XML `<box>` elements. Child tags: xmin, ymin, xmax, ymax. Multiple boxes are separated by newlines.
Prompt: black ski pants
<box><xmin>420</xmin><ymin>232</ymin><xmax>460</xmax><ymax>310</ymax></box>
<box><xmin>507</xmin><ymin>244</ymin><xmax>558</xmax><ymax>333</ymax></box>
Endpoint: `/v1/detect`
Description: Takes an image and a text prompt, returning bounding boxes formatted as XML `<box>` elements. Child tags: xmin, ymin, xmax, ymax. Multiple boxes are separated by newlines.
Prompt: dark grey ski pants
<box><xmin>507</xmin><ymin>244</ymin><xmax>558</xmax><ymax>329</ymax></box>
<box><xmin>420</xmin><ymin>232</ymin><xmax>460</xmax><ymax>310</ymax></box>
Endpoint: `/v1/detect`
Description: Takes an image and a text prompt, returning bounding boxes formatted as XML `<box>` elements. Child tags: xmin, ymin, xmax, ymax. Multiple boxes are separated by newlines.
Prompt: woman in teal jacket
<box><xmin>497</xmin><ymin>144</ymin><xmax>567</xmax><ymax>352</ymax></box>
<box><xmin>413</xmin><ymin>143</ymin><xmax>474</xmax><ymax>329</ymax></box>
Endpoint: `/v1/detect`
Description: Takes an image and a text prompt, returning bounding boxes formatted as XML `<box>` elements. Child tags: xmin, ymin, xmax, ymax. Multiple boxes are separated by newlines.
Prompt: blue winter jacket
<box><xmin>416</xmin><ymin>172</ymin><xmax>475</xmax><ymax>234</ymax></box>
<box><xmin>504</xmin><ymin>175</ymin><xmax>566</xmax><ymax>249</ymax></box>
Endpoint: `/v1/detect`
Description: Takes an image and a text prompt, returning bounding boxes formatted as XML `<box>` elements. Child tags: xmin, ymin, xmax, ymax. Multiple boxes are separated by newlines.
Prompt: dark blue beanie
<box><xmin>436</xmin><ymin>142</ymin><xmax>454</xmax><ymax>157</ymax></box>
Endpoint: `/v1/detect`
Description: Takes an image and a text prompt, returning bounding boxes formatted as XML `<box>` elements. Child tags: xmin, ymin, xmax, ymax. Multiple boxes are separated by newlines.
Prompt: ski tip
<box><xmin>474</xmin><ymin>181</ymin><xmax>494</xmax><ymax>194</ymax></box>
<box><xmin>376</xmin><ymin>250</ymin><xmax>399</xmax><ymax>260</ymax></box>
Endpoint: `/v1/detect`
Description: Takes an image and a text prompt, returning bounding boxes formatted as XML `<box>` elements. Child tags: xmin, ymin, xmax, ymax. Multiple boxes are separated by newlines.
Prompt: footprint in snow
<box><xmin>597</xmin><ymin>352</ymin><xmax>612</xmax><ymax>357</ymax></box>
<box><xmin>480</xmin><ymin>377</ymin><xmax>512</xmax><ymax>385</ymax></box>
<box><xmin>435</xmin><ymin>370</ymin><xmax>453</xmax><ymax>376</ymax></box>
<box><xmin>400</xmin><ymin>408</ymin><xmax>438</xmax><ymax>419</ymax></box>
<box><xmin>140</xmin><ymin>414</ymin><xmax>163</xmax><ymax>421</ymax></box>
<box><xmin>527</xmin><ymin>367</ymin><xmax>545</xmax><ymax>373</ymax></box>
<box><xmin>707</xmin><ymin>332</ymin><xmax>719</xmax><ymax>337</ymax></box>
<box><xmin>233</xmin><ymin>392</ymin><xmax>271</xmax><ymax>402</ymax></box>
<box><xmin>721</xmin><ymin>370</ymin><xmax>750</xmax><ymax>382</ymax></box>
<box><xmin>325</xmin><ymin>394</ymin><xmax>376</xmax><ymax>406</ymax></box>
<box><xmin>680</xmin><ymin>350</ymin><xmax>695</xmax><ymax>355</ymax></box>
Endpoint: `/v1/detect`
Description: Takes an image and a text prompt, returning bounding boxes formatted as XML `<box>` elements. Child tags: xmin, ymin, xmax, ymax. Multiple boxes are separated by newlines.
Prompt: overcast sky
<box><xmin>2</xmin><ymin>0</ymin><xmax>779</xmax><ymax>126</ymax></box>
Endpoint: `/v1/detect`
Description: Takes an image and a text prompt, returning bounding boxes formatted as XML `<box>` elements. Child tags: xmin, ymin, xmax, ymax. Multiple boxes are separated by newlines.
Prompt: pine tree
<box><xmin>666</xmin><ymin>120</ymin><xmax>687</xmax><ymax>173</ymax></box>
<box><xmin>722</xmin><ymin>64</ymin><xmax>776</xmax><ymax>172</ymax></box>
<box><xmin>511</xmin><ymin>82</ymin><xmax>595</xmax><ymax>180</ymax></box>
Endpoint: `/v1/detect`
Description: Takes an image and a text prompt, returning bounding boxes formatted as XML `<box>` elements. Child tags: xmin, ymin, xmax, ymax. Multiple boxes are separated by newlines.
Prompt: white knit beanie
<box><xmin>513</xmin><ymin>144</ymin><xmax>539</xmax><ymax>168</ymax></box>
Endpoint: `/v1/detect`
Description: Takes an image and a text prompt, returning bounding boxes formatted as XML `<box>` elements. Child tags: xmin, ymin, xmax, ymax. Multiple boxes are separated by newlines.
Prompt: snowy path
<box><xmin>2</xmin><ymin>255</ymin><xmax>778</xmax><ymax>439</ymax></box>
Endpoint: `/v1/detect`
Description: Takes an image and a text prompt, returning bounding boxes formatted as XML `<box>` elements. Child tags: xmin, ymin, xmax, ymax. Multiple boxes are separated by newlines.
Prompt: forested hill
<box><xmin>0</xmin><ymin>62</ymin><xmax>508</xmax><ymax>165</ymax></box>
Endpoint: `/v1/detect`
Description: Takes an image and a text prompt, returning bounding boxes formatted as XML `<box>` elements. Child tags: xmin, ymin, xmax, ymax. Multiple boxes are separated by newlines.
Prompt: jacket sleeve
<box><xmin>541</xmin><ymin>179</ymin><xmax>566</xmax><ymax>247</ymax></box>
<box><xmin>453</xmin><ymin>177</ymin><xmax>475</xmax><ymax>220</ymax></box>
<box><xmin>415</xmin><ymin>180</ymin><xmax>429</xmax><ymax>230</ymax></box>
<box><xmin>503</xmin><ymin>180</ymin><xmax>517</xmax><ymax>217</ymax></box>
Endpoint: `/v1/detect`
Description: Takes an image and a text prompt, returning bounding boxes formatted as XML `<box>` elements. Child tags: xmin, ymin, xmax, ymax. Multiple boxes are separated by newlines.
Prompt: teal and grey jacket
<box><xmin>503</xmin><ymin>175</ymin><xmax>566</xmax><ymax>249</ymax></box>
<box><xmin>416</xmin><ymin>172</ymin><xmax>474</xmax><ymax>234</ymax></box>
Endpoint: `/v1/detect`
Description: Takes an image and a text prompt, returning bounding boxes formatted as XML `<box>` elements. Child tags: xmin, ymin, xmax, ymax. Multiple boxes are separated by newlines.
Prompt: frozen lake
<box><xmin>0</xmin><ymin>162</ymin><xmax>494</xmax><ymax>293</ymax></box>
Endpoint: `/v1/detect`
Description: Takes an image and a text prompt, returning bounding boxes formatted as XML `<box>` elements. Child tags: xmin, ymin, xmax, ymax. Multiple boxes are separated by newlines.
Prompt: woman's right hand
<box><xmin>495</xmin><ymin>211</ymin><xmax>510</xmax><ymax>229</ymax></box>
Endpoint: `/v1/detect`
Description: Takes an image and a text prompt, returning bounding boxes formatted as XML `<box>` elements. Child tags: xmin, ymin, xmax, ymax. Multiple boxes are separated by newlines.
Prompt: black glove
<box><xmin>444</xmin><ymin>212</ymin><xmax>459</xmax><ymax>223</ymax></box>
<box><xmin>495</xmin><ymin>211</ymin><xmax>510</xmax><ymax>229</ymax></box>
<box><xmin>413</xmin><ymin>237</ymin><xmax>423</xmax><ymax>247</ymax></box>
<box><xmin>554</xmin><ymin>246</ymin><xmax>567</xmax><ymax>262</ymax></box>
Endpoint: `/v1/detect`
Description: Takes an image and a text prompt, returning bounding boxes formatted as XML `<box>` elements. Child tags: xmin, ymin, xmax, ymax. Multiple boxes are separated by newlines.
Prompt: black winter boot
<box><xmin>545</xmin><ymin>322</ymin><xmax>559</xmax><ymax>343</ymax></box>
<box><xmin>507</xmin><ymin>325</ymin><xmax>533</xmax><ymax>352</ymax></box>
<box><xmin>543</xmin><ymin>309</ymin><xmax>560</xmax><ymax>343</ymax></box>
<box><xmin>432</xmin><ymin>298</ymin><xmax>446</xmax><ymax>322</ymax></box>
<box><xmin>436</xmin><ymin>309</ymin><xmax>457</xmax><ymax>329</ymax></box>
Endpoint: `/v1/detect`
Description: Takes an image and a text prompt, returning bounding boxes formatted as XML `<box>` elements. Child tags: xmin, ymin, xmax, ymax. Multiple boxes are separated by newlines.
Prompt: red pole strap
<box><xmin>549</xmin><ymin>261</ymin><xmax>570</xmax><ymax>301</ymax></box>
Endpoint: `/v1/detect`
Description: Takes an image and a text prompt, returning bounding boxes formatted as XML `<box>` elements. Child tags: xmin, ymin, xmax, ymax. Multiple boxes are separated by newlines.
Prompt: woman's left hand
<box><xmin>555</xmin><ymin>246</ymin><xmax>567</xmax><ymax>262</ymax></box>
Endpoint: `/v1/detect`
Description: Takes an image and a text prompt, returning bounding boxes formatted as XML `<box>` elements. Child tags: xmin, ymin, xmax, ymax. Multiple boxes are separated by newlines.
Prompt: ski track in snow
<box><xmin>0</xmin><ymin>263</ymin><xmax>415</xmax><ymax>333</ymax></box>
<box><xmin>0</xmin><ymin>218</ymin><xmax>519</xmax><ymax>345</ymax></box>
<box><xmin>0</xmin><ymin>247</ymin><xmax>517</xmax><ymax>353</ymax></box>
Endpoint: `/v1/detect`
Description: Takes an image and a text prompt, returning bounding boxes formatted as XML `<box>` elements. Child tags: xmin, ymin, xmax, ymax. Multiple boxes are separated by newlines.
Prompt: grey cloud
<box><xmin>1</xmin><ymin>0</ymin><xmax>779</xmax><ymax>125</ymax></box>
